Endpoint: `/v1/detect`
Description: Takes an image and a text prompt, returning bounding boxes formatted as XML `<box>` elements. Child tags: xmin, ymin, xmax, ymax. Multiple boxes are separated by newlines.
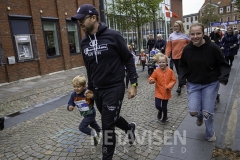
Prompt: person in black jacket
<box><xmin>154</xmin><ymin>34</ymin><xmax>166</xmax><ymax>54</ymax></box>
<box><xmin>220</xmin><ymin>26</ymin><xmax>238</xmax><ymax>66</ymax></box>
<box><xmin>71</xmin><ymin>4</ymin><xmax>138</xmax><ymax>160</ymax></box>
<box><xmin>179</xmin><ymin>23</ymin><xmax>231</xmax><ymax>142</ymax></box>
<box><xmin>147</xmin><ymin>34</ymin><xmax>156</xmax><ymax>54</ymax></box>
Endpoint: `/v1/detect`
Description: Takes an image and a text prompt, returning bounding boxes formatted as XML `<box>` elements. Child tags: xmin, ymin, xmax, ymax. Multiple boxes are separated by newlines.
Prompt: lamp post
<box><xmin>99</xmin><ymin>0</ymin><xmax>106</xmax><ymax>23</ymax></box>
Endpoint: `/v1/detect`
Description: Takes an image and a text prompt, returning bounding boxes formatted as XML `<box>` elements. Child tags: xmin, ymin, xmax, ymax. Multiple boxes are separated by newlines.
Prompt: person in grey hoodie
<box><xmin>71</xmin><ymin>4</ymin><xmax>138</xmax><ymax>160</ymax></box>
<box><xmin>179</xmin><ymin>23</ymin><xmax>231</xmax><ymax>142</ymax></box>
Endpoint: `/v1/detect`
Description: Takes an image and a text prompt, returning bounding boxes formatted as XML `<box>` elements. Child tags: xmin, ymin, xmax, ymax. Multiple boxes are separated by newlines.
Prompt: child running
<box><xmin>67</xmin><ymin>75</ymin><xmax>101</xmax><ymax>146</ymax></box>
<box><xmin>139</xmin><ymin>49</ymin><xmax>148</xmax><ymax>71</ymax></box>
<box><xmin>148</xmin><ymin>53</ymin><xmax>176</xmax><ymax>124</ymax></box>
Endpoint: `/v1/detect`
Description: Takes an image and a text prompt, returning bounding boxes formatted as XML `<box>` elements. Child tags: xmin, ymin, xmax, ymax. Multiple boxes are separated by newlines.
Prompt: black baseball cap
<box><xmin>71</xmin><ymin>4</ymin><xmax>99</xmax><ymax>21</ymax></box>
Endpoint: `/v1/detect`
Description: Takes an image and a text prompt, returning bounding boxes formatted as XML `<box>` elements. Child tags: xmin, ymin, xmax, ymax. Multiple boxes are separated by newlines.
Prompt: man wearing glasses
<box><xmin>71</xmin><ymin>4</ymin><xmax>138</xmax><ymax>160</ymax></box>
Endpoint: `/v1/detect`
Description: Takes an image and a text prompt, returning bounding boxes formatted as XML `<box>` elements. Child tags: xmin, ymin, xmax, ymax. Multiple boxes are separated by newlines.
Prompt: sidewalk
<box><xmin>0</xmin><ymin>54</ymin><xmax>240</xmax><ymax>160</ymax></box>
<box><xmin>157</xmin><ymin>54</ymin><xmax>240</xmax><ymax>159</ymax></box>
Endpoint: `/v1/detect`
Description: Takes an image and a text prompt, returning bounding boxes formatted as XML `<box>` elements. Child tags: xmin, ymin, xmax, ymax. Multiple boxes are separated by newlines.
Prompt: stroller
<box><xmin>147</xmin><ymin>49</ymin><xmax>161</xmax><ymax>76</ymax></box>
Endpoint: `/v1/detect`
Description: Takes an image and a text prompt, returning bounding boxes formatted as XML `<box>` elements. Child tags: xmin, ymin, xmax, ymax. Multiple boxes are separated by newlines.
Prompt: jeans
<box><xmin>187</xmin><ymin>81</ymin><xmax>219</xmax><ymax>139</ymax></box>
<box><xmin>79</xmin><ymin>109</ymin><xmax>101</xmax><ymax>136</ymax></box>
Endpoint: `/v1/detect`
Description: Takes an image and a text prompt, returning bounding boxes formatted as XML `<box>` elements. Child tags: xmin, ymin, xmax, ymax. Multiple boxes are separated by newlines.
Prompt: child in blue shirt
<box><xmin>67</xmin><ymin>75</ymin><xmax>101</xmax><ymax>146</ymax></box>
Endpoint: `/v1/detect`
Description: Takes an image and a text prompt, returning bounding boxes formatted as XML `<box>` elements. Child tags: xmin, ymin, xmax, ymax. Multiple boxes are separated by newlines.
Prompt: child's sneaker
<box><xmin>160</xmin><ymin>118</ymin><xmax>168</xmax><ymax>124</ymax></box>
<box><xmin>128</xmin><ymin>122</ymin><xmax>136</xmax><ymax>145</ymax></box>
<box><xmin>157</xmin><ymin>111</ymin><xmax>162</xmax><ymax>120</ymax></box>
<box><xmin>0</xmin><ymin>117</ymin><xmax>4</xmax><ymax>131</ymax></box>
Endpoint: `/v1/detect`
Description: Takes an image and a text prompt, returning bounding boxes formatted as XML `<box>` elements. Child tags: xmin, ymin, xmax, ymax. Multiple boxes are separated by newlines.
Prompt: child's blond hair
<box><xmin>153</xmin><ymin>53</ymin><xmax>168</xmax><ymax>63</ymax></box>
<box><xmin>72</xmin><ymin>75</ymin><xmax>86</xmax><ymax>86</ymax></box>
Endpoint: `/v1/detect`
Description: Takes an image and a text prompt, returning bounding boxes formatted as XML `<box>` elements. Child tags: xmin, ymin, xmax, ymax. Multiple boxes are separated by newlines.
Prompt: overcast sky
<box><xmin>182</xmin><ymin>0</ymin><xmax>205</xmax><ymax>15</ymax></box>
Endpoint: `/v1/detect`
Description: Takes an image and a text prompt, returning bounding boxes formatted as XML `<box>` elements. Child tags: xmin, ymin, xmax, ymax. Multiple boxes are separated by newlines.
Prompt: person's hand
<box><xmin>220</xmin><ymin>47</ymin><xmax>224</xmax><ymax>50</ymax></box>
<box><xmin>149</xmin><ymin>79</ymin><xmax>155</xmax><ymax>84</ymax></box>
<box><xmin>220</xmin><ymin>82</ymin><xmax>226</xmax><ymax>85</ymax></box>
<box><xmin>233</xmin><ymin>44</ymin><xmax>237</xmax><ymax>47</ymax></box>
<box><xmin>69</xmin><ymin>105</ymin><xmax>74</xmax><ymax>111</ymax></box>
<box><xmin>84</xmin><ymin>89</ymin><xmax>94</xmax><ymax>99</ymax></box>
<box><xmin>128</xmin><ymin>86</ymin><xmax>137</xmax><ymax>99</ymax></box>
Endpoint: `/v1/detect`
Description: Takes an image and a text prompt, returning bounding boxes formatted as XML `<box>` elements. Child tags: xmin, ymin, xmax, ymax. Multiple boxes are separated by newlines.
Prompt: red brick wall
<box><xmin>0</xmin><ymin>0</ymin><xmax>99</xmax><ymax>83</ymax></box>
<box><xmin>171</xmin><ymin>0</ymin><xmax>183</xmax><ymax>27</ymax></box>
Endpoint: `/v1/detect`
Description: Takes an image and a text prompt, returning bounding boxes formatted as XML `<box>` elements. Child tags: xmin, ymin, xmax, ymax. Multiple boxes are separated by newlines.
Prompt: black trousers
<box><xmin>155</xmin><ymin>98</ymin><xmax>168</xmax><ymax>120</ymax></box>
<box><xmin>94</xmin><ymin>84</ymin><xmax>130</xmax><ymax>160</ymax></box>
<box><xmin>225</xmin><ymin>55</ymin><xmax>234</xmax><ymax>66</ymax></box>
<box><xmin>172</xmin><ymin>59</ymin><xmax>182</xmax><ymax>87</ymax></box>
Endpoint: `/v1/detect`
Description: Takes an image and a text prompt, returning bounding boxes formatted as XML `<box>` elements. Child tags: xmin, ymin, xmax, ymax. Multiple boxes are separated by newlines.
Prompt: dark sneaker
<box><xmin>160</xmin><ymin>118</ymin><xmax>168</xmax><ymax>124</ymax></box>
<box><xmin>0</xmin><ymin>117</ymin><xmax>4</xmax><ymax>131</ymax></box>
<box><xmin>196</xmin><ymin>118</ymin><xmax>203</xmax><ymax>126</ymax></box>
<box><xmin>93</xmin><ymin>136</ymin><xmax>98</xmax><ymax>146</ymax></box>
<box><xmin>216</xmin><ymin>94</ymin><xmax>220</xmax><ymax>103</ymax></box>
<box><xmin>176</xmin><ymin>87</ymin><xmax>181</xmax><ymax>94</ymax></box>
<box><xmin>157</xmin><ymin>111</ymin><xmax>162</xmax><ymax>120</ymax></box>
<box><xmin>128</xmin><ymin>122</ymin><xmax>136</xmax><ymax>145</ymax></box>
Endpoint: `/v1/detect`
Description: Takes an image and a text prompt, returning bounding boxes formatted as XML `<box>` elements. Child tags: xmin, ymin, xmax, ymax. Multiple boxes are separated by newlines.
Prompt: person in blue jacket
<box><xmin>220</xmin><ymin>26</ymin><xmax>238</xmax><ymax>66</ymax></box>
<box><xmin>71</xmin><ymin>4</ymin><xmax>138</xmax><ymax>160</ymax></box>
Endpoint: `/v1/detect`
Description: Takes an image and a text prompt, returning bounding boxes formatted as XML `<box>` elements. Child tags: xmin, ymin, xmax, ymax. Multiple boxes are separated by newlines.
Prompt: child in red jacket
<box><xmin>148</xmin><ymin>53</ymin><xmax>176</xmax><ymax>124</ymax></box>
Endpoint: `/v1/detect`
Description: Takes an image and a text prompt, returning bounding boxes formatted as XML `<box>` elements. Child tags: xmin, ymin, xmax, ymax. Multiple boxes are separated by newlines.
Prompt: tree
<box><xmin>235</xmin><ymin>0</ymin><xmax>240</xmax><ymax>16</ymax></box>
<box><xmin>105</xmin><ymin>0</ymin><xmax>163</xmax><ymax>51</ymax></box>
<box><xmin>198</xmin><ymin>3</ymin><xmax>221</xmax><ymax>33</ymax></box>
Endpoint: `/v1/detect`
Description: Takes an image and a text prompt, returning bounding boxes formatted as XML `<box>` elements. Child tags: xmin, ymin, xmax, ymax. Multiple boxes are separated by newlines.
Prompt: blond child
<box><xmin>67</xmin><ymin>75</ymin><xmax>101</xmax><ymax>146</ymax></box>
<box><xmin>148</xmin><ymin>54</ymin><xmax>176</xmax><ymax>124</ymax></box>
<box><xmin>139</xmin><ymin>49</ymin><xmax>148</xmax><ymax>71</ymax></box>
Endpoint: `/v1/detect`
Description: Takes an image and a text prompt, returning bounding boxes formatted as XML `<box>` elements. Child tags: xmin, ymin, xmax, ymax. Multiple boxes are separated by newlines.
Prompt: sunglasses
<box><xmin>78</xmin><ymin>15</ymin><xmax>92</xmax><ymax>24</ymax></box>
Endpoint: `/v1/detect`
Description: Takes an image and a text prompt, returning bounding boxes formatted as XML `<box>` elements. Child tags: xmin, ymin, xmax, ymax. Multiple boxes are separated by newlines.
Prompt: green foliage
<box><xmin>198</xmin><ymin>3</ymin><xmax>221</xmax><ymax>27</ymax></box>
<box><xmin>105</xmin><ymin>0</ymin><xmax>163</xmax><ymax>50</ymax></box>
<box><xmin>235</xmin><ymin>0</ymin><xmax>240</xmax><ymax>15</ymax></box>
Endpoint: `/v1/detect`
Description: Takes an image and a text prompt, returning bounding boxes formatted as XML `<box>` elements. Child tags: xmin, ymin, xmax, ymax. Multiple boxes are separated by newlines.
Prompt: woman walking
<box><xmin>220</xmin><ymin>26</ymin><xmax>238</xmax><ymax>66</ymax></box>
<box><xmin>166</xmin><ymin>20</ymin><xmax>190</xmax><ymax>94</ymax></box>
<box><xmin>179</xmin><ymin>23</ymin><xmax>231</xmax><ymax>141</ymax></box>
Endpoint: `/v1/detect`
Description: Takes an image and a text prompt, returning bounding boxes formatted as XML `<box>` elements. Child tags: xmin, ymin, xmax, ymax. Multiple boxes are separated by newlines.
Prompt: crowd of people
<box><xmin>68</xmin><ymin>4</ymin><xmax>240</xmax><ymax>158</ymax></box>
<box><xmin>1</xmin><ymin>4</ymin><xmax>237</xmax><ymax>160</ymax></box>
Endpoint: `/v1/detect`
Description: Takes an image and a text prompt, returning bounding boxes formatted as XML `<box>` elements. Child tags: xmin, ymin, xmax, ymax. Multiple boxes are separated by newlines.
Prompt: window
<box><xmin>219</xmin><ymin>8</ymin><xmax>223</xmax><ymax>14</ymax></box>
<box><xmin>220</xmin><ymin>18</ymin><xmax>222</xmax><ymax>22</ymax></box>
<box><xmin>234</xmin><ymin>15</ymin><xmax>238</xmax><ymax>21</ymax></box>
<box><xmin>227</xmin><ymin>17</ymin><xmax>230</xmax><ymax>21</ymax></box>
<box><xmin>226</xmin><ymin>6</ymin><xmax>230</xmax><ymax>13</ymax></box>
<box><xmin>186</xmin><ymin>17</ymin><xmax>189</xmax><ymax>22</ymax></box>
<box><xmin>191</xmin><ymin>17</ymin><xmax>193</xmax><ymax>22</ymax></box>
<box><xmin>195</xmin><ymin>16</ymin><xmax>198</xmax><ymax>21</ymax></box>
<box><xmin>67</xmin><ymin>22</ymin><xmax>80</xmax><ymax>54</ymax></box>
<box><xmin>186</xmin><ymin>25</ymin><xmax>189</xmax><ymax>29</ymax></box>
<box><xmin>234</xmin><ymin>6</ymin><xmax>238</xmax><ymax>11</ymax></box>
<box><xmin>42</xmin><ymin>21</ymin><xmax>60</xmax><ymax>57</ymax></box>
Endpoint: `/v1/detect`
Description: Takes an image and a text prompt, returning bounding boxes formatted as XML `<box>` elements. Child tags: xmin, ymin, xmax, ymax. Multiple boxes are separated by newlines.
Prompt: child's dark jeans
<box><xmin>79</xmin><ymin>109</ymin><xmax>101</xmax><ymax>136</ymax></box>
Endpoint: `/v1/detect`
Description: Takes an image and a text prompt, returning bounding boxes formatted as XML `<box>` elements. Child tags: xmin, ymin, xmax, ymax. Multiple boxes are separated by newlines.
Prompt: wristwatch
<box><xmin>131</xmin><ymin>82</ymin><xmax>138</xmax><ymax>87</ymax></box>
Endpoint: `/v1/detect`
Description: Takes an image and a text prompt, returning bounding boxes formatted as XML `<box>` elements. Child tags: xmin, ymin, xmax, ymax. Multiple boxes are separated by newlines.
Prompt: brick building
<box><xmin>0</xmin><ymin>0</ymin><xmax>100</xmax><ymax>84</ymax></box>
<box><xmin>199</xmin><ymin>0</ymin><xmax>240</xmax><ymax>31</ymax></box>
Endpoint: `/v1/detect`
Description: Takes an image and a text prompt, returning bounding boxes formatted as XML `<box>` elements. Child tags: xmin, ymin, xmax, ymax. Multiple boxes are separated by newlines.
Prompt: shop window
<box><xmin>67</xmin><ymin>22</ymin><xmax>80</xmax><ymax>54</ymax></box>
<box><xmin>42</xmin><ymin>20</ymin><xmax>60</xmax><ymax>57</ymax></box>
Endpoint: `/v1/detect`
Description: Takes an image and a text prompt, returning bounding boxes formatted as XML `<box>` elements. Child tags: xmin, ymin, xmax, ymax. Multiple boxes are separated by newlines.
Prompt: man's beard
<box><xmin>85</xmin><ymin>23</ymin><xmax>95</xmax><ymax>34</ymax></box>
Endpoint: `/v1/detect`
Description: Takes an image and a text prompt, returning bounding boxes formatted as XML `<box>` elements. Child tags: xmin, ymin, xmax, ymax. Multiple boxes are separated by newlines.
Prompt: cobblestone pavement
<box><xmin>0</xmin><ymin>67</ymin><xmax>188</xmax><ymax>159</ymax></box>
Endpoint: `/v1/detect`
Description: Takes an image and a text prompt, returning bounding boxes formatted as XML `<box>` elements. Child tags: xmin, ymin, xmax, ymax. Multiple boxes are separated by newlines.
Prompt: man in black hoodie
<box><xmin>71</xmin><ymin>4</ymin><xmax>138</xmax><ymax>160</ymax></box>
<box><xmin>179</xmin><ymin>23</ymin><xmax>230</xmax><ymax>142</ymax></box>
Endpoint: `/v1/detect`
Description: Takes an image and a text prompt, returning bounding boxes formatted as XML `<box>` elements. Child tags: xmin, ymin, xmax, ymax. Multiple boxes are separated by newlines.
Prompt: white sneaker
<box><xmin>208</xmin><ymin>132</ymin><xmax>216</xmax><ymax>142</ymax></box>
